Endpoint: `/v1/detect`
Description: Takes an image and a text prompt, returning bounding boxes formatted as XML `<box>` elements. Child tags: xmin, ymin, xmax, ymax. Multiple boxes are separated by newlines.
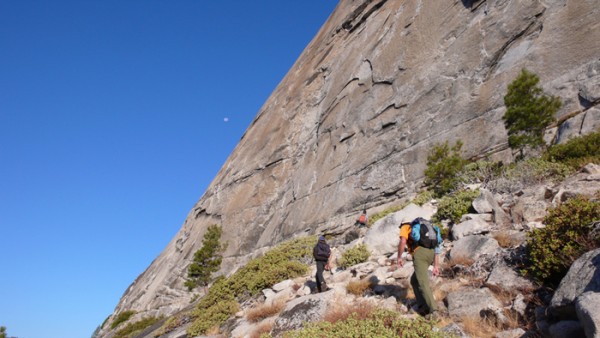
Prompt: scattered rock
<box><xmin>452</xmin><ymin>218</ymin><xmax>492</xmax><ymax>240</ymax></box>
<box><xmin>548</xmin><ymin>320</ymin><xmax>585</xmax><ymax>338</ymax></box>
<box><xmin>575</xmin><ymin>291</ymin><xmax>600</xmax><ymax>338</ymax></box>
<box><xmin>271</xmin><ymin>293</ymin><xmax>332</xmax><ymax>337</ymax></box>
<box><xmin>486</xmin><ymin>262</ymin><xmax>534</xmax><ymax>293</ymax></box>
<box><xmin>582</xmin><ymin>163</ymin><xmax>600</xmax><ymax>175</ymax></box>
<box><xmin>442</xmin><ymin>322</ymin><xmax>469</xmax><ymax>338</ymax></box>
<box><xmin>272</xmin><ymin>280</ymin><xmax>294</xmax><ymax>292</ymax></box>
<box><xmin>494</xmin><ymin>328</ymin><xmax>526</xmax><ymax>338</ymax></box>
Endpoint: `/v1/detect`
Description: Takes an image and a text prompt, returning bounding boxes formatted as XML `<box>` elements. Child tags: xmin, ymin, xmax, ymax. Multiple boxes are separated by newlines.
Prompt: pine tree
<box><xmin>0</xmin><ymin>326</ymin><xmax>6</xmax><ymax>338</ymax></box>
<box><xmin>503</xmin><ymin>69</ymin><xmax>561</xmax><ymax>158</ymax></box>
<box><xmin>185</xmin><ymin>224</ymin><xmax>227</xmax><ymax>290</ymax></box>
<box><xmin>424</xmin><ymin>140</ymin><xmax>466</xmax><ymax>196</ymax></box>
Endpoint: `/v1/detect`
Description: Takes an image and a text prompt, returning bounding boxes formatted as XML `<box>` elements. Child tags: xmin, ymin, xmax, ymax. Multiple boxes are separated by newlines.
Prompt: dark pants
<box><xmin>315</xmin><ymin>260</ymin><xmax>327</xmax><ymax>292</ymax></box>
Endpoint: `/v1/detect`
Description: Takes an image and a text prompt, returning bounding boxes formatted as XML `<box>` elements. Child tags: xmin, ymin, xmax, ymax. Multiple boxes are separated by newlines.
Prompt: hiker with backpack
<box><xmin>313</xmin><ymin>235</ymin><xmax>332</xmax><ymax>293</ymax></box>
<box><xmin>397</xmin><ymin>216</ymin><xmax>443</xmax><ymax>317</ymax></box>
<box><xmin>355</xmin><ymin>209</ymin><xmax>368</xmax><ymax>227</ymax></box>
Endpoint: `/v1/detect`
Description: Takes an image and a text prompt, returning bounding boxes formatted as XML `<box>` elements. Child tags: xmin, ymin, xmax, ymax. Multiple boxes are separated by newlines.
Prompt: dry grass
<box><xmin>323</xmin><ymin>300</ymin><xmax>376</xmax><ymax>323</ymax></box>
<box><xmin>460</xmin><ymin>316</ymin><xmax>498</xmax><ymax>338</ymax></box>
<box><xmin>246</xmin><ymin>300</ymin><xmax>286</xmax><ymax>323</ymax></box>
<box><xmin>493</xmin><ymin>231</ymin><xmax>519</xmax><ymax>248</ymax></box>
<box><xmin>346</xmin><ymin>278</ymin><xmax>373</xmax><ymax>296</ymax></box>
<box><xmin>447</xmin><ymin>255</ymin><xmax>475</xmax><ymax>268</ymax></box>
<box><xmin>205</xmin><ymin>325</ymin><xmax>220</xmax><ymax>335</ymax></box>
<box><xmin>248</xmin><ymin>319</ymin><xmax>275</xmax><ymax>338</ymax></box>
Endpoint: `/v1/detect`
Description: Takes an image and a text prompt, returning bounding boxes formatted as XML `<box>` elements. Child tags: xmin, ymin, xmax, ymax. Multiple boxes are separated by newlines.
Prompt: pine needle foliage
<box><xmin>185</xmin><ymin>224</ymin><xmax>227</xmax><ymax>291</ymax></box>
<box><xmin>424</xmin><ymin>140</ymin><xmax>467</xmax><ymax>197</ymax></box>
<box><xmin>503</xmin><ymin>69</ymin><xmax>561</xmax><ymax>157</ymax></box>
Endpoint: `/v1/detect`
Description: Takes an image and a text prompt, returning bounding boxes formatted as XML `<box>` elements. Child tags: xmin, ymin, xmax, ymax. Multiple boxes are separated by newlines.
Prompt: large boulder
<box><xmin>549</xmin><ymin>248</ymin><xmax>600</xmax><ymax>320</ymax></box>
<box><xmin>452</xmin><ymin>217</ymin><xmax>492</xmax><ymax>240</ymax></box>
<box><xmin>271</xmin><ymin>293</ymin><xmax>333</xmax><ymax>337</ymax></box>
<box><xmin>575</xmin><ymin>291</ymin><xmax>600</xmax><ymax>338</ymax></box>
<box><xmin>364</xmin><ymin>203</ymin><xmax>435</xmax><ymax>255</ymax></box>
<box><xmin>485</xmin><ymin>262</ymin><xmax>534</xmax><ymax>293</ymax></box>
<box><xmin>473</xmin><ymin>189</ymin><xmax>512</xmax><ymax>226</ymax></box>
<box><xmin>446</xmin><ymin>287</ymin><xmax>502</xmax><ymax>320</ymax></box>
<box><xmin>449</xmin><ymin>235</ymin><xmax>500</xmax><ymax>261</ymax></box>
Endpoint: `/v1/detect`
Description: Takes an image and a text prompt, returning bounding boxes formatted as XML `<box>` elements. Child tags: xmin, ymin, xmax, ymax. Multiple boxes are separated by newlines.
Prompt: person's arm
<box><xmin>433</xmin><ymin>254</ymin><xmax>440</xmax><ymax>276</ymax></box>
<box><xmin>397</xmin><ymin>236</ymin><xmax>407</xmax><ymax>267</ymax></box>
<box><xmin>432</xmin><ymin>227</ymin><xmax>443</xmax><ymax>276</ymax></box>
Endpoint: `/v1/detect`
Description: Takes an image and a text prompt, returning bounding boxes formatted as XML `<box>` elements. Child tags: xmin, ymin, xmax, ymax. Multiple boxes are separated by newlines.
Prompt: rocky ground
<box><xmin>139</xmin><ymin>163</ymin><xmax>600</xmax><ymax>338</ymax></box>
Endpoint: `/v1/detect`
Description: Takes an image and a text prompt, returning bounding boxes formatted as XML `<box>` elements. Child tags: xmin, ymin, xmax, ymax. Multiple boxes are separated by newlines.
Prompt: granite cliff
<box><xmin>104</xmin><ymin>0</ymin><xmax>600</xmax><ymax>329</ymax></box>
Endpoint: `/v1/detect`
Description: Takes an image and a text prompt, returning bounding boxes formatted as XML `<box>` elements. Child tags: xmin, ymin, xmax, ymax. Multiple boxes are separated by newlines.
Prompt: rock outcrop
<box><xmin>102</xmin><ymin>0</ymin><xmax>600</xmax><ymax>329</ymax></box>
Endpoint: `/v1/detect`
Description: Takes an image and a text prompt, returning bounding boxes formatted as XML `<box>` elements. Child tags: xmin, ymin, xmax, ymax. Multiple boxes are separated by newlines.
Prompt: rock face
<box><xmin>103</xmin><ymin>0</ymin><xmax>600</xmax><ymax>329</ymax></box>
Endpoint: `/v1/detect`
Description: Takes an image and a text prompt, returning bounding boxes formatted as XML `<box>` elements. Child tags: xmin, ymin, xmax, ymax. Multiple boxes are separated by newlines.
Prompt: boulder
<box><xmin>364</xmin><ymin>203</ymin><xmax>435</xmax><ymax>255</ymax></box>
<box><xmin>575</xmin><ymin>291</ymin><xmax>600</xmax><ymax>338</ymax></box>
<box><xmin>452</xmin><ymin>217</ymin><xmax>492</xmax><ymax>240</ymax></box>
<box><xmin>447</xmin><ymin>287</ymin><xmax>502</xmax><ymax>320</ymax></box>
<box><xmin>272</xmin><ymin>279</ymin><xmax>294</xmax><ymax>292</ymax></box>
<box><xmin>442</xmin><ymin>322</ymin><xmax>469</xmax><ymax>338</ymax></box>
<box><xmin>486</xmin><ymin>262</ymin><xmax>534</xmax><ymax>293</ymax></box>
<box><xmin>271</xmin><ymin>293</ymin><xmax>332</xmax><ymax>337</ymax></box>
<box><xmin>549</xmin><ymin>248</ymin><xmax>600</xmax><ymax>320</ymax></box>
<box><xmin>473</xmin><ymin>189</ymin><xmax>512</xmax><ymax>226</ymax></box>
<box><xmin>460</xmin><ymin>213</ymin><xmax>493</xmax><ymax>223</ymax></box>
<box><xmin>449</xmin><ymin>235</ymin><xmax>500</xmax><ymax>261</ymax></box>
<box><xmin>582</xmin><ymin>163</ymin><xmax>600</xmax><ymax>175</ymax></box>
<box><xmin>391</xmin><ymin>261</ymin><xmax>414</xmax><ymax>279</ymax></box>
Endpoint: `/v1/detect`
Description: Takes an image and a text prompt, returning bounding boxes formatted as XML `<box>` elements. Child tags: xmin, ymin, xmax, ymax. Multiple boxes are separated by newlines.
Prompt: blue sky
<box><xmin>0</xmin><ymin>1</ymin><xmax>337</xmax><ymax>337</ymax></box>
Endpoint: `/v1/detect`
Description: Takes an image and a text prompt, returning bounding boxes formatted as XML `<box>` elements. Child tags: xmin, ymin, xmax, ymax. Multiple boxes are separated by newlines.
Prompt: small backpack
<box><xmin>358</xmin><ymin>214</ymin><xmax>366</xmax><ymax>224</ymax></box>
<box><xmin>411</xmin><ymin>217</ymin><xmax>439</xmax><ymax>249</ymax></box>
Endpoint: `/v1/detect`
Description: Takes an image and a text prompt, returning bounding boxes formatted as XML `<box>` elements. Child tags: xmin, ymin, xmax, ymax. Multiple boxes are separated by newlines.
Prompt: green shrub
<box><xmin>185</xmin><ymin>224</ymin><xmax>227</xmax><ymax>290</ymax></box>
<box><xmin>503</xmin><ymin>68</ymin><xmax>561</xmax><ymax>157</ymax></box>
<box><xmin>412</xmin><ymin>190</ymin><xmax>434</xmax><ymax>206</ymax></box>
<box><xmin>114</xmin><ymin>316</ymin><xmax>163</xmax><ymax>338</ymax></box>
<box><xmin>424</xmin><ymin>140</ymin><xmax>467</xmax><ymax>196</ymax></box>
<box><xmin>459</xmin><ymin>160</ymin><xmax>505</xmax><ymax>185</ymax></box>
<box><xmin>110</xmin><ymin>310</ymin><xmax>136</xmax><ymax>329</ymax></box>
<box><xmin>368</xmin><ymin>205</ymin><xmax>404</xmax><ymax>226</ymax></box>
<box><xmin>545</xmin><ymin>130</ymin><xmax>600</xmax><ymax>168</ymax></box>
<box><xmin>338</xmin><ymin>244</ymin><xmax>370</xmax><ymax>269</ymax></box>
<box><xmin>185</xmin><ymin>236</ymin><xmax>315</xmax><ymax>336</ymax></box>
<box><xmin>283</xmin><ymin>309</ymin><xmax>449</xmax><ymax>338</ymax></box>
<box><xmin>525</xmin><ymin>194</ymin><xmax>600</xmax><ymax>286</ymax></box>
<box><xmin>489</xmin><ymin>158</ymin><xmax>572</xmax><ymax>193</ymax></box>
<box><xmin>433</xmin><ymin>189</ymin><xmax>479</xmax><ymax>224</ymax></box>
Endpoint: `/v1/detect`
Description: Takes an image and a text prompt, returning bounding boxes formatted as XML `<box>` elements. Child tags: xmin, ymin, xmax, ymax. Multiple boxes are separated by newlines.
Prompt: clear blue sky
<box><xmin>0</xmin><ymin>1</ymin><xmax>337</xmax><ymax>337</ymax></box>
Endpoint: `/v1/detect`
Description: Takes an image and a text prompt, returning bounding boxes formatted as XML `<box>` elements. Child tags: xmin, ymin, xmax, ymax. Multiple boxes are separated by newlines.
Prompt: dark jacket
<box><xmin>313</xmin><ymin>240</ymin><xmax>331</xmax><ymax>262</ymax></box>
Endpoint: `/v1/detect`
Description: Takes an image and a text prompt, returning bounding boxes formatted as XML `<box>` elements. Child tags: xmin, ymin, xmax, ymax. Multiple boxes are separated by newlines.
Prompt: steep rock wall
<box><xmin>107</xmin><ymin>0</ymin><xmax>600</xmax><ymax>324</ymax></box>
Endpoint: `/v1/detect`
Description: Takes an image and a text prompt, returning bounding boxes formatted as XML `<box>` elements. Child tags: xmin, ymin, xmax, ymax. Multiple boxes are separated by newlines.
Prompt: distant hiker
<box><xmin>397</xmin><ymin>217</ymin><xmax>442</xmax><ymax>317</ymax></box>
<box><xmin>356</xmin><ymin>209</ymin><xmax>368</xmax><ymax>227</ymax></box>
<box><xmin>313</xmin><ymin>235</ymin><xmax>331</xmax><ymax>293</ymax></box>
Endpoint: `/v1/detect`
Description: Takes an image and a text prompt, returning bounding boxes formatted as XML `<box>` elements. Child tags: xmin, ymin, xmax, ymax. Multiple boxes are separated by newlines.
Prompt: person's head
<box><xmin>319</xmin><ymin>235</ymin><xmax>326</xmax><ymax>242</ymax></box>
<box><xmin>362</xmin><ymin>209</ymin><xmax>367</xmax><ymax>214</ymax></box>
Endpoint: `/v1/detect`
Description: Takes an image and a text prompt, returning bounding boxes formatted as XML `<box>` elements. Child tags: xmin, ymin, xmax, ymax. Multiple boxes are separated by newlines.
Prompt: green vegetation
<box><xmin>338</xmin><ymin>244</ymin><xmax>370</xmax><ymax>269</ymax></box>
<box><xmin>185</xmin><ymin>224</ymin><xmax>227</xmax><ymax>291</ymax></box>
<box><xmin>110</xmin><ymin>310</ymin><xmax>136</xmax><ymax>329</ymax></box>
<box><xmin>545</xmin><ymin>129</ymin><xmax>600</xmax><ymax>169</ymax></box>
<box><xmin>503</xmin><ymin>69</ymin><xmax>561</xmax><ymax>157</ymax></box>
<box><xmin>524</xmin><ymin>194</ymin><xmax>600</xmax><ymax>286</ymax></box>
<box><xmin>460</xmin><ymin>160</ymin><xmax>505</xmax><ymax>186</ymax></box>
<box><xmin>368</xmin><ymin>205</ymin><xmax>404</xmax><ymax>226</ymax></box>
<box><xmin>114</xmin><ymin>316</ymin><xmax>163</xmax><ymax>338</ymax></box>
<box><xmin>184</xmin><ymin>236</ymin><xmax>316</xmax><ymax>336</ymax></box>
<box><xmin>282</xmin><ymin>310</ymin><xmax>449</xmax><ymax>338</ymax></box>
<box><xmin>433</xmin><ymin>189</ymin><xmax>479</xmax><ymax>224</ymax></box>
<box><xmin>424</xmin><ymin>140</ymin><xmax>467</xmax><ymax>196</ymax></box>
<box><xmin>412</xmin><ymin>190</ymin><xmax>434</xmax><ymax>206</ymax></box>
<box><xmin>0</xmin><ymin>326</ymin><xmax>6</xmax><ymax>338</ymax></box>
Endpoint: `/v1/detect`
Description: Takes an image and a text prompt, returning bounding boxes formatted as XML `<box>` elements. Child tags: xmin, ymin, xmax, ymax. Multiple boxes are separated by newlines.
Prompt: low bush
<box><xmin>110</xmin><ymin>310</ymin><xmax>136</xmax><ymax>329</ymax></box>
<box><xmin>283</xmin><ymin>309</ymin><xmax>449</xmax><ymax>338</ymax></box>
<box><xmin>524</xmin><ymin>194</ymin><xmax>600</xmax><ymax>286</ymax></box>
<box><xmin>338</xmin><ymin>244</ymin><xmax>370</xmax><ymax>269</ymax></box>
<box><xmin>114</xmin><ymin>316</ymin><xmax>162</xmax><ymax>338</ymax></box>
<box><xmin>433</xmin><ymin>189</ymin><xmax>479</xmax><ymax>224</ymax></box>
<box><xmin>489</xmin><ymin>158</ymin><xmax>572</xmax><ymax>193</ymax></box>
<box><xmin>412</xmin><ymin>190</ymin><xmax>434</xmax><ymax>206</ymax></box>
<box><xmin>368</xmin><ymin>205</ymin><xmax>404</xmax><ymax>226</ymax></box>
<box><xmin>545</xmin><ymin>130</ymin><xmax>600</xmax><ymax>168</ymax></box>
<box><xmin>459</xmin><ymin>160</ymin><xmax>505</xmax><ymax>186</ymax></box>
<box><xmin>185</xmin><ymin>236</ymin><xmax>316</xmax><ymax>336</ymax></box>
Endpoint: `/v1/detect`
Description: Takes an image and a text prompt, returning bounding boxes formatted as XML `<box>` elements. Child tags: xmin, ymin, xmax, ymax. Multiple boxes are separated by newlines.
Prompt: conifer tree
<box><xmin>424</xmin><ymin>140</ymin><xmax>466</xmax><ymax>196</ymax></box>
<box><xmin>185</xmin><ymin>224</ymin><xmax>227</xmax><ymax>290</ymax></box>
<box><xmin>0</xmin><ymin>326</ymin><xmax>6</xmax><ymax>338</ymax></box>
<box><xmin>503</xmin><ymin>69</ymin><xmax>561</xmax><ymax>158</ymax></box>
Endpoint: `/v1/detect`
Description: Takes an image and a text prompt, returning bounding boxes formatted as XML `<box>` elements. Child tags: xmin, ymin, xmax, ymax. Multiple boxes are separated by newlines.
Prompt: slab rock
<box><xmin>549</xmin><ymin>248</ymin><xmax>600</xmax><ymax>320</ymax></box>
<box><xmin>486</xmin><ymin>262</ymin><xmax>534</xmax><ymax>293</ymax></box>
<box><xmin>473</xmin><ymin>189</ymin><xmax>512</xmax><ymax>226</ymax></box>
<box><xmin>575</xmin><ymin>291</ymin><xmax>600</xmax><ymax>338</ymax></box>
<box><xmin>452</xmin><ymin>217</ymin><xmax>492</xmax><ymax>240</ymax></box>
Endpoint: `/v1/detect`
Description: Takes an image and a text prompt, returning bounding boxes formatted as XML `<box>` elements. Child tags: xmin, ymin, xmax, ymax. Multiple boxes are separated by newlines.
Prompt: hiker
<box><xmin>313</xmin><ymin>235</ymin><xmax>331</xmax><ymax>293</ymax></box>
<box><xmin>397</xmin><ymin>216</ymin><xmax>442</xmax><ymax>317</ymax></box>
<box><xmin>356</xmin><ymin>209</ymin><xmax>368</xmax><ymax>227</ymax></box>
